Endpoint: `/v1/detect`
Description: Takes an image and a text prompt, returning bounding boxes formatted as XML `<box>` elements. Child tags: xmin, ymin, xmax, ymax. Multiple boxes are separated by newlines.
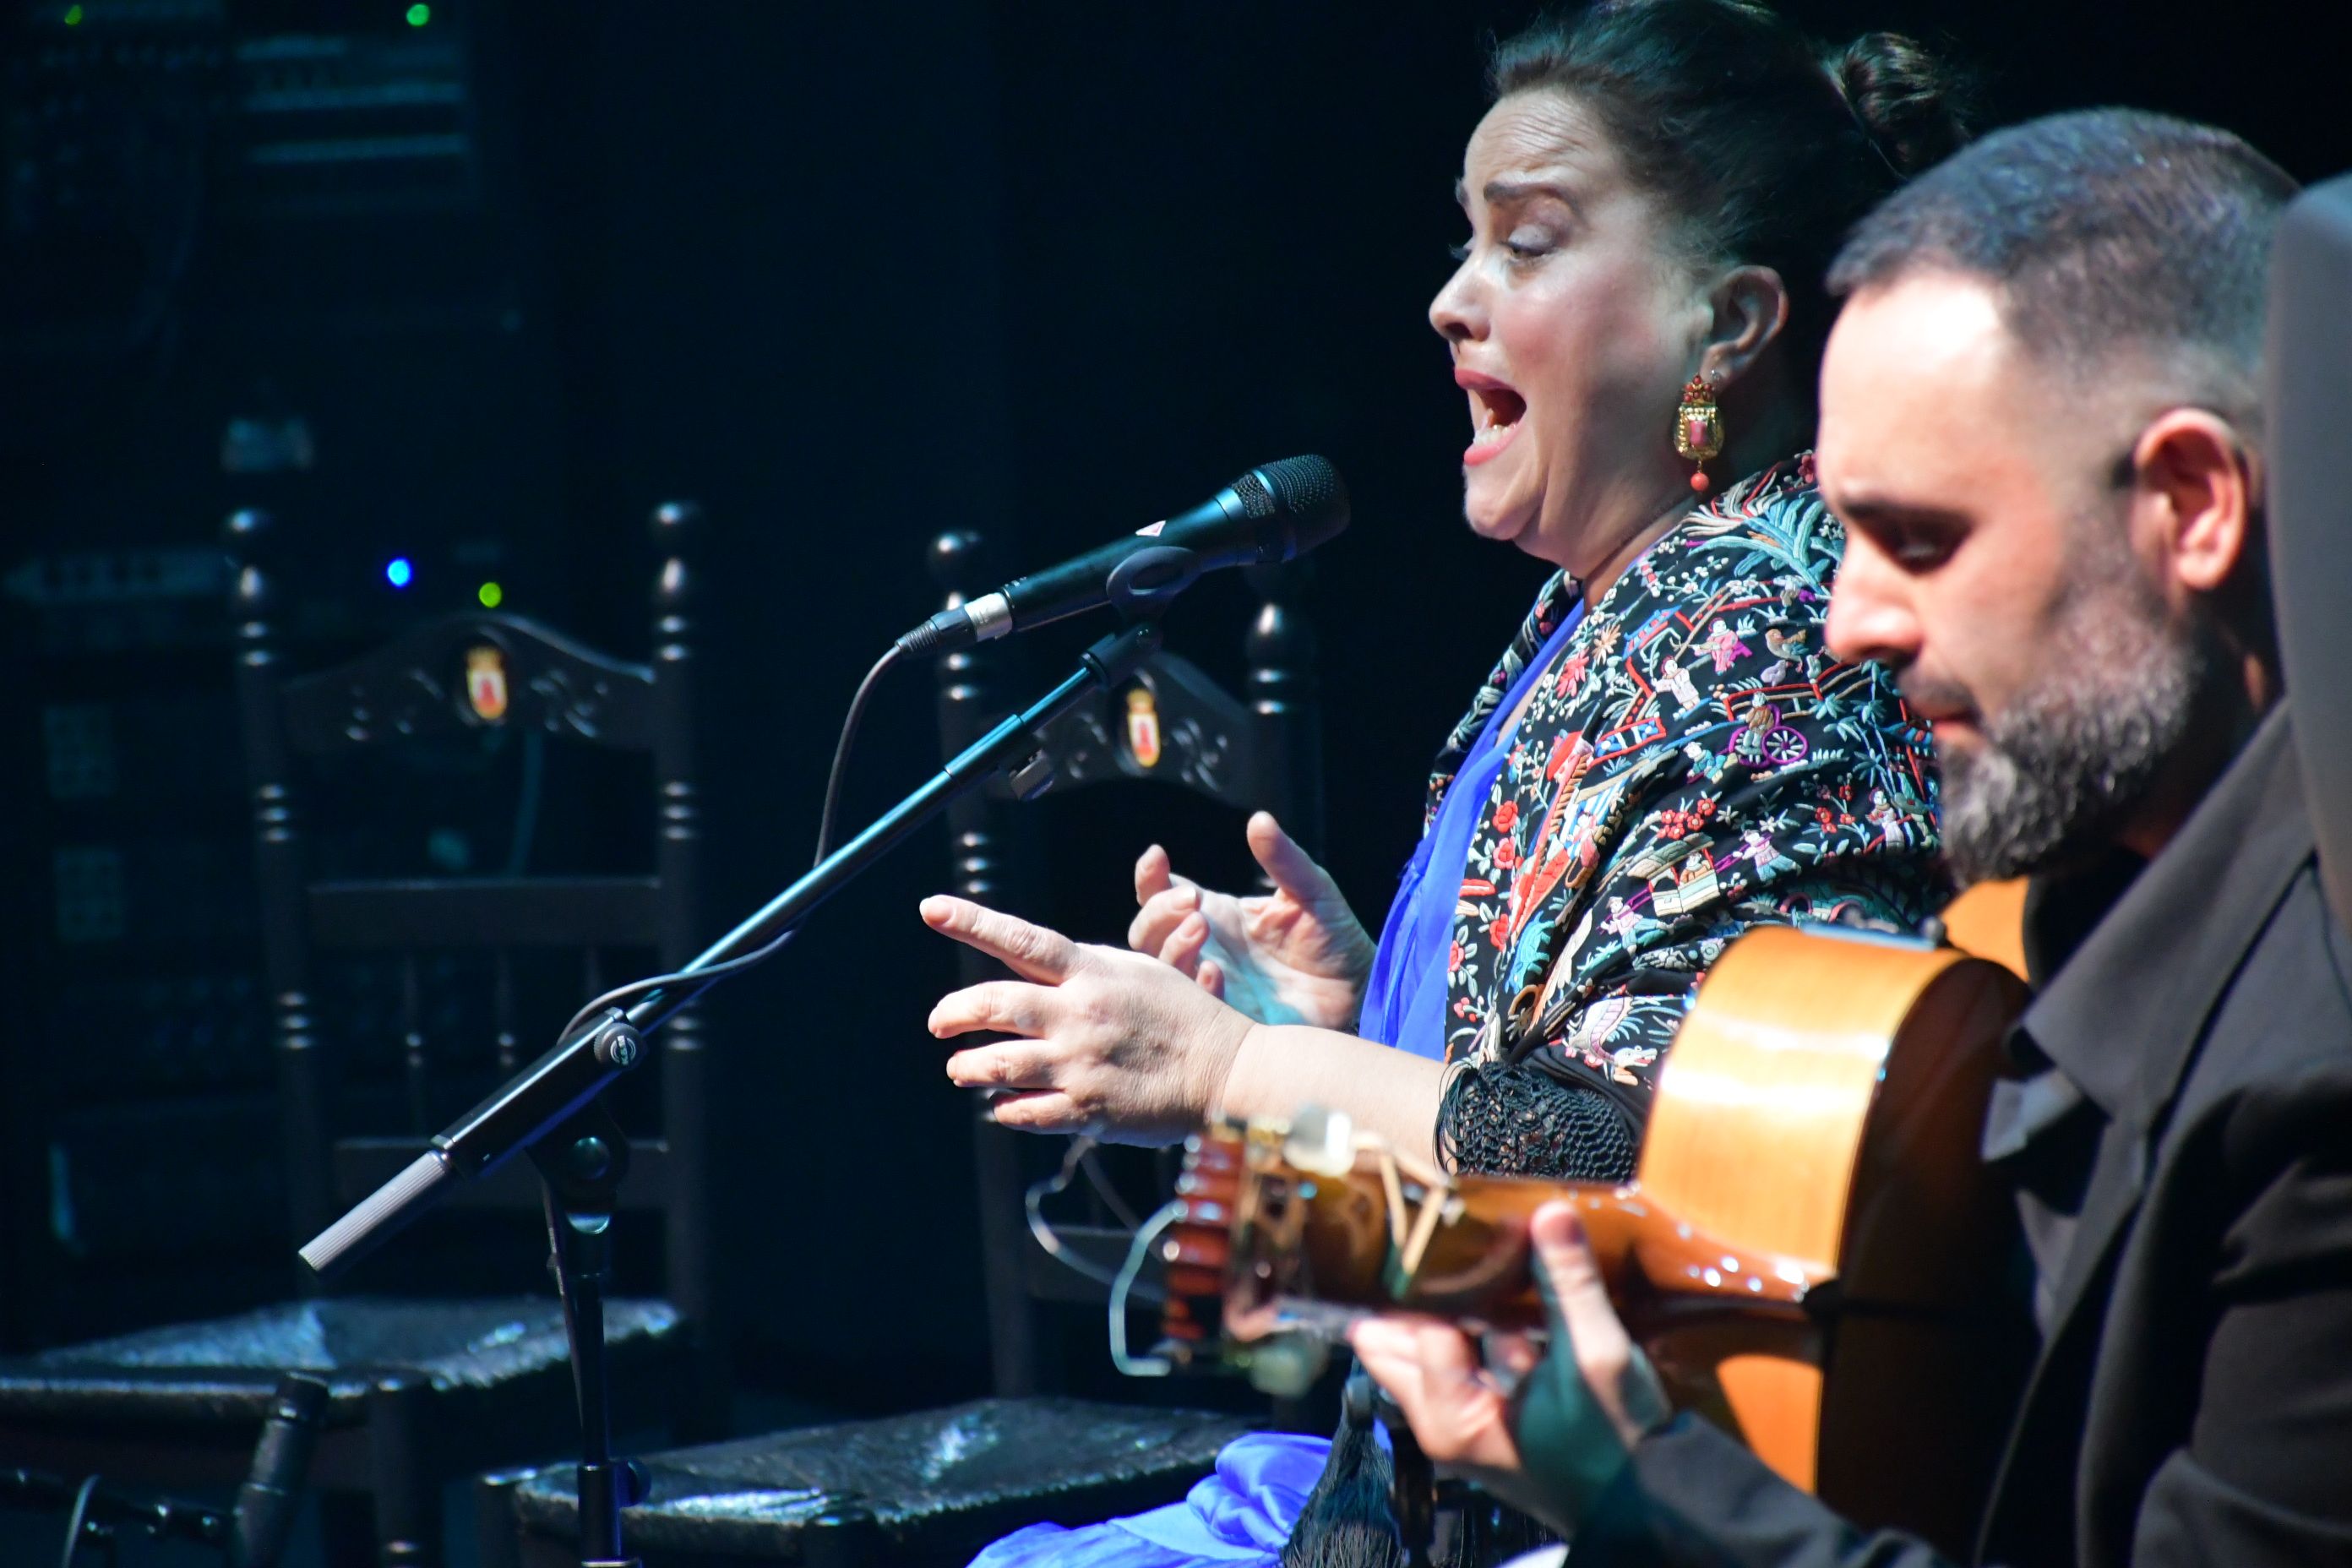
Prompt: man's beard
<box><xmin>1934</xmin><ymin>573</ymin><xmax>2219</xmax><ymax>886</ymax></box>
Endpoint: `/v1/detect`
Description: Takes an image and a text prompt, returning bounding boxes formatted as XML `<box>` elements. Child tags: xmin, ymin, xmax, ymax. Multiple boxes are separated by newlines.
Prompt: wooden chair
<box><xmin>0</xmin><ymin>503</ymin><xmax>720</xmax><ymax>1566</ymax></box>
<box><xmin>489</xmin><ymin>527</ymin><xmax>1319</xmax><ymax>1565</ymax></box>
<box><xmin>924</xmin><ymin>528</ymin><xmax>1325</xmax><ymax>1396</ymax></box>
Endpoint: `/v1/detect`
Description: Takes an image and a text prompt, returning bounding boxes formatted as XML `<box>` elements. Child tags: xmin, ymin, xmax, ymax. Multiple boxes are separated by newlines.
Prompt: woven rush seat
<box><xmin>0</xmin><ymin>1296</ymin><xmax>682</xmax><ymax>1433</ymax></box>
<box><xmin>507</xmin><ymin>1396</ymin><xmax>1255</xmax><ymax>1565</ymax></box>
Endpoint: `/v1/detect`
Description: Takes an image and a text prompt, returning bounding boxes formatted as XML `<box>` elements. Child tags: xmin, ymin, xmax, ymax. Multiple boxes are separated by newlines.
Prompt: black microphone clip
<box><xmin>1101</xmin><ymin>544</ymin><xmax>1203</xmax><ymax>621</ymax></box>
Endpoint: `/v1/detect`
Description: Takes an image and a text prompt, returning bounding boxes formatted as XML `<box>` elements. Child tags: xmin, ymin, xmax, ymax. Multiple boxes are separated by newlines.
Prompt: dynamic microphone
<box><xmin>899</xmin><ymin>455</ymin><xmax>1348</xmax><ymax>653</ymax></box>
<box><xmin>230</xmin><ymin>1373</ymin><xmax>329</xmax><ymax>1568</ymax></box>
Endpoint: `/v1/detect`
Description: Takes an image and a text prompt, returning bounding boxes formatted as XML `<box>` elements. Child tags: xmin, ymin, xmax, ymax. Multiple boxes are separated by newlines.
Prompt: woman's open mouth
<box><xmin>1455</xmin><ymin>368</ymin><xmax>1526</xmax><ymax>466</ymax></box>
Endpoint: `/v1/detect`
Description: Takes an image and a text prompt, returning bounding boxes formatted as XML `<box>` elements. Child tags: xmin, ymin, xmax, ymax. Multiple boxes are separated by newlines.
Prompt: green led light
<box><xmin>63</xmin><ymin>4</ymin><xmax>84</xmax><ymax>24</ymax></box>
<box><xmin>477</xmin><ymin>581</ymin><xmax>504</xmax><ymax>609</ymax></box>
<box><xmin>406</xmin><ymin>3</ymin><xmax>430</xmax><ymax>25</ymax></box>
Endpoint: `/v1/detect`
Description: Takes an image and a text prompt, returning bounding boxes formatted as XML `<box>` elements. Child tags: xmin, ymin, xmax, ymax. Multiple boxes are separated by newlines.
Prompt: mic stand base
<box><xmin>529</xmin><ymin>1099</ymin><xmax>648</xmax><ymax>1568</ymax></box>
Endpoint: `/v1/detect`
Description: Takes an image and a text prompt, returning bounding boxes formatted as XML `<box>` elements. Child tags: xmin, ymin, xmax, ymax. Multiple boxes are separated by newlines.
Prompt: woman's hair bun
<box><xmin>1830</xmin><ymin>32</ymin><xmax>1974</xmax><ymax>179</ymax></box>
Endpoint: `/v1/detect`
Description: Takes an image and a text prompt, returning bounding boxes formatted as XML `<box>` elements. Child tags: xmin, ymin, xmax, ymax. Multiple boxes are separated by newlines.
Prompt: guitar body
<box><xmin>1637</xmin><ymin>924</ymin><xmax>2034</xmax><ymax>1551</ymax></box>
<box><xmin>1162</xmin><ymin>923</ymin><xmax>2034</xmax><ymax>1556</ymax></box>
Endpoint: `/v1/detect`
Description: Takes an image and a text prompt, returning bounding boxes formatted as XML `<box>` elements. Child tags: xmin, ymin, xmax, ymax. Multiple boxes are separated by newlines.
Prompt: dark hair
<box><xmin>1492</xmin><ymin>1</ymin><xmax>1974</xmax><ymax>390</ymax></box>
<box><xmin>1829</xmin><ymin>109</ymin><xmax>2299</xmax><ymax>435</ymax></box>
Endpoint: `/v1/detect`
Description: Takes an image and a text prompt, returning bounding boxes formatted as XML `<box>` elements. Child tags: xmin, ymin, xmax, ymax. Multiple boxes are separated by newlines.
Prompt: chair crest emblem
<box><xmin>1125</xmin><ymin>686</ymin><xmax>1162</xmax><ymax>769</ymax></box>
<box><xmin>466</xmin><ymin>645</ymin><xmax>509</xmax><ymax>723</ymax></box>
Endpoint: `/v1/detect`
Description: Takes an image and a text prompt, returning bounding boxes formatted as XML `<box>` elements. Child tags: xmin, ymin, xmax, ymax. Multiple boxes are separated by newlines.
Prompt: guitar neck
<box><xmin>1383</xmin><ymin>1171</ymin><xmax>1821</xmax><ymax>1327</ymax></box>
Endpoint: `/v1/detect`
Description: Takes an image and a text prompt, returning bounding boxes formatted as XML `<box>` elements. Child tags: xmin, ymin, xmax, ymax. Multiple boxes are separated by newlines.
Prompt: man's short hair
<box><xmin>1828</xmin><ymin>108</ymin><xmax>2299</xmax><ymax>436</ymax></box>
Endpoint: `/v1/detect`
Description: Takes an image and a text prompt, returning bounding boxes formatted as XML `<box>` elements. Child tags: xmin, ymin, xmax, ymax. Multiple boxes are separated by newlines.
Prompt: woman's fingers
<box><xmin>1157</xmin><ymin>912</ymin><xmax>1211</xmax><ymax>978</ymax></box>
<box><xmin>921</xmin><ymin>896</ymin><xmax>1079</xmax><ymax>983</ymax></box>
<box><xmin>943</xmin><ymin>1043</ymin><xmax>1058</xmax><ymax>1091</ymax></box>
<box><xmin>928</xmin><ymin>980</ymin><xmax>1046</xmax><ymax>1039</ymax></box>
<box><xmin>986</xmin><ymin>1089</ymin><xmax>1089</xmax><ymax>1134</ymax></box>
<box><xmin>1128</xmin><ymin>882</ymin><xmax>1200</xmax><ymax>955</ymax></box>
<box><xmin>1197</xmin><ymin>957</ymin><xmax>1226</xmax><ymax>1000</ymax></box>
<box><xmin>1247</xmin><ymin>811</ymin><xmax>1338</xmax><ymax>902</ymax></box>
<box><xmin>1135</xmin><ymin>843</ymin><xmax>1173</xmax><ymax>904</ymax></box>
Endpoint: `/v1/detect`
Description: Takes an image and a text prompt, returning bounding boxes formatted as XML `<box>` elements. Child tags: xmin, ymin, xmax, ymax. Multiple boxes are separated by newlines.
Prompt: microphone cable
<box><xmin>552</xmin><ymin>631</ymin><xmax>910</xmax><ymax>1044</ymax></box>
<box><xmin>814</xmin><ymin>640</ymin><xmax>906</xmax><ymax>866</ymax></box>
<box><xmin>56</xmin><ymin>1475</ymin><xmax>98</xmax><ymax>1568</ymax></box>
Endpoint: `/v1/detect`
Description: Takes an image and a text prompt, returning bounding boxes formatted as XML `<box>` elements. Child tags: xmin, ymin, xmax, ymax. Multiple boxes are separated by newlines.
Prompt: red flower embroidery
<box><xmin>1488</xmin><ymin>916</ymin><xmax>1512</xmax><ymax>949</ymax></box>
<box><xmin>1493</xmin><ymin>836</ymin><xmax>1519</xmax><ymax>869</ymax></box>
<box><xmin>1492</xmin><ymin>800</ymin><xmax>1519</xmax><ymax>832</ymax></box>
<box><xmin>1448</xmin><ymin>939</ymin><xmax>1463</xmax><ymax>975</ymax></box>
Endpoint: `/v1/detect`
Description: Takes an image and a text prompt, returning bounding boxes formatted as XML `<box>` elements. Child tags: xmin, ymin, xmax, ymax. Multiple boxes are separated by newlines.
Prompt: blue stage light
<box><xmin>385</xmin><ymin>557</ymin><xmax>414</xmax><ymax>588</ymax></box>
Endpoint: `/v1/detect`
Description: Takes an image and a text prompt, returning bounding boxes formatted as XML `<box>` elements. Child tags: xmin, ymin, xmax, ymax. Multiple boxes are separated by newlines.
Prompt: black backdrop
<box><xmin>8</xmin><ymin>0</ymin><xmax>2346</xmax><ymax>1413</ymax></box>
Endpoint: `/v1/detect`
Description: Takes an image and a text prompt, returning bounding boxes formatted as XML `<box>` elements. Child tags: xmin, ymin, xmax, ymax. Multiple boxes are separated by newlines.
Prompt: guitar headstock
<box><xmin>1153</xmin><ymin>1107</ymin><xmax>1467</xmax><ymax>1395</ymax></box>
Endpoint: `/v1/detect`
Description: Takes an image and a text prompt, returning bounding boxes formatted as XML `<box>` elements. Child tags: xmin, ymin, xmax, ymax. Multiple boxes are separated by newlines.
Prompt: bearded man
<box><xmin>1353</xmin><ymin>109</ymin><xmax>2352</xmax><ymax>1568</ymax></box>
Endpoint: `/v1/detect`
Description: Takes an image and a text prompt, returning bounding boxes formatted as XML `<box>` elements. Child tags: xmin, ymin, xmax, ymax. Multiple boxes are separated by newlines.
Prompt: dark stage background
<box><xmin>3</xmin><ymin>0</ymin><xmax>2345</xmax><ymax>1432</ymax></box>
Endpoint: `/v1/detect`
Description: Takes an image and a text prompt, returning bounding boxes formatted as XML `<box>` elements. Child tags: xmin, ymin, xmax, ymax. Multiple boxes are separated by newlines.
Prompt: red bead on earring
<box><xmin>1674</xmin><ymin>373</ymin><xmax>1725</xmax><ymax>494</ymax></box>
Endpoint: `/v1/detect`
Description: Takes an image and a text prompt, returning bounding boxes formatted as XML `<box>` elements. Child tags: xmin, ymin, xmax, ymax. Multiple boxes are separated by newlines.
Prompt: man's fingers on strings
<box><xmin>920</xmin><ymin>896</ymin><xmax>1078</xmax><ymax>981</ymax></box>
<box><xmin>1485</xmin><ymin>1330</ymin><xmax>1542</xmax><ymax>1383</ymax></box>
<box><xmin>1530</xmin><ymin>1201</ymin><xmax>1619</xmax><ymax>1348</ymax></box>
<box><xmin>1348</xmin><ymin>1317</ymin><xmax>1429</xmax><ymax>1413</ymax></box>
<box><xmin>928</xmin><ymin>980</ymin><xmax>1046</xmax><ymax>1039</ymax></box>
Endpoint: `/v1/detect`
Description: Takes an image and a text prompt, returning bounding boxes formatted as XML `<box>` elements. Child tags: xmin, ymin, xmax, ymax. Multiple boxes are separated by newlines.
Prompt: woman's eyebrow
<box><xmin>1453</xmin><ymin>177</ymin><xmax>1579</xmax><ymax>213</ymax></box>
<box><xmin>1480</xmin><ymin>178</ymin><xmax>1575</xmax><ymax>206</ymax></box>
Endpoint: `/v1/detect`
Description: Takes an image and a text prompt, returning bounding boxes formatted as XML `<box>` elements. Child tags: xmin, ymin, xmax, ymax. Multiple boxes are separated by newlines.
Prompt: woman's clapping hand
<box><xmin>1129</xmin><ymin>812</ymin><xmax>1375</xmax><ymax>1032</ymax></box>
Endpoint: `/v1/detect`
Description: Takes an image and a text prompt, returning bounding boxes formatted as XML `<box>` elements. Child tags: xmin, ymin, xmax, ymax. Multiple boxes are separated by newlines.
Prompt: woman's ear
<box><xmin>2131</xmin><ymin>408</ymin><xmax>2259</xmax><ymax>602</ymax></box>
<box><xmin>1697</xmin><ymin>264</ymin><xmax>1791</xmax><ymax>386</ymax></box>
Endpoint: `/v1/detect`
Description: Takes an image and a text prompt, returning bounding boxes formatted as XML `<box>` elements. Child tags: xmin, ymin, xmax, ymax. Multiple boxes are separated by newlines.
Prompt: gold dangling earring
<box><xmin>1675</xmin><ymin>372</ymin><xmax>1726</xmax><ymax>494</ymax></box>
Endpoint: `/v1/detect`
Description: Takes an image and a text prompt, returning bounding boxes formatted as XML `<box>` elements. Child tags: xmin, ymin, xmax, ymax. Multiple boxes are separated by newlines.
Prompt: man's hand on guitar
<box><xmin>1129</xmin><ymin>811</ymin><xmax>1374</xmax><ymax>1031</ymax></box>
<box><xmin>923</xmin><ymin>895</ymin><xmax>1258</xmax><ymax>1146</ymax></box>
<box><xmin>1349</xmin><ymin>1201</ymin><xmax>1672</xmax><ymax>1538</ymax></box>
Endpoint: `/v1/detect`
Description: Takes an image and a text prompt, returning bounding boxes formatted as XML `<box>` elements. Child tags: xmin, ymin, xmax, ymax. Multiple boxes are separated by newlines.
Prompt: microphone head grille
<box><xmin>1228</xmin><ymin>469</ymin><xmax>1276</xmax><ymax>519</ymax></box>
<box><xmin>1255</xmin><ymin>455</ymin><xmax>1349</xmax><ymax>548</ymax></box>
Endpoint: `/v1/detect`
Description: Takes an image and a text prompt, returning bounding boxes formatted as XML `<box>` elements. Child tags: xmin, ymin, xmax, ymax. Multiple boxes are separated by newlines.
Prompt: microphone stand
<box><xmin>297</xmin><ymin>615</ymin><xmax>1168</xmax><ymax>1568</ymax></box>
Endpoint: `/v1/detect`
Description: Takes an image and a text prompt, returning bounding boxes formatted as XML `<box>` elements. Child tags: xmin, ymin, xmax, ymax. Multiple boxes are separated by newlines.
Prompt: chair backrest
<box><xmin>223</xmin><ymin>504</ymin><xmax>715</xmax><ymax>1364</ymax></box>
<box><xmin>926</xmin><ymin>528</ymin><xmax>1324</xmax><ymax>1397</ymax></box>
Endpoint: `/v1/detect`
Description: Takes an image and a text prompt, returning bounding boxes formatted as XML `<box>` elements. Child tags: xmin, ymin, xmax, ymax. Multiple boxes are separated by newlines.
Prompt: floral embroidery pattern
<box><xmin>1428</xmin><ymin>458</ymin><xmax>1945</xmax><ymax>1104</ymax></box>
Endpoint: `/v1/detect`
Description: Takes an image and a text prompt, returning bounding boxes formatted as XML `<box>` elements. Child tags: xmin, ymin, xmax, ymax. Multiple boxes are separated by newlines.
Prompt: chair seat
<box><xmin>0</xmin><ymin>1296</ymin><xmax>682</xmax><ymax>1429</ymax></box>
<box><xmin>510</xmin><ymin>1396</ymin><xmax>1257</xmax><ymax>1563</ymax></box>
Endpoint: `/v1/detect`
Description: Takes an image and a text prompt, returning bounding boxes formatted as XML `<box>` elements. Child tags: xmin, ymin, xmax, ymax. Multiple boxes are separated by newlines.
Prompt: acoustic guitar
<box><xmin>1153</xmin><ymin>922</ymin><xmax>2035</xmax><ymax>1557</ymax></box>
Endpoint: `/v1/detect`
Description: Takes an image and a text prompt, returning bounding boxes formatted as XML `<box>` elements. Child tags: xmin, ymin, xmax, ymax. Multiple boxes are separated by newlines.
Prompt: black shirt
<box><xmin>1576</xmin><ymin>706</ymin><xmax>2352</xmax><ymax>1568</ymax></box>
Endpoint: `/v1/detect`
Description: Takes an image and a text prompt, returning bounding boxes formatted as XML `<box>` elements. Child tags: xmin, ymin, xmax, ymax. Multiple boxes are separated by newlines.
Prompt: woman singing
<box><xmin>926</xmin><ymin>0</ymin><xmax>1971</xmax><ymax>1187</ymax></box>
<box><xmin>939</xmin><ymin>2</ymin><xmax>1974</xmax><ymax>1560</ymax></box>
